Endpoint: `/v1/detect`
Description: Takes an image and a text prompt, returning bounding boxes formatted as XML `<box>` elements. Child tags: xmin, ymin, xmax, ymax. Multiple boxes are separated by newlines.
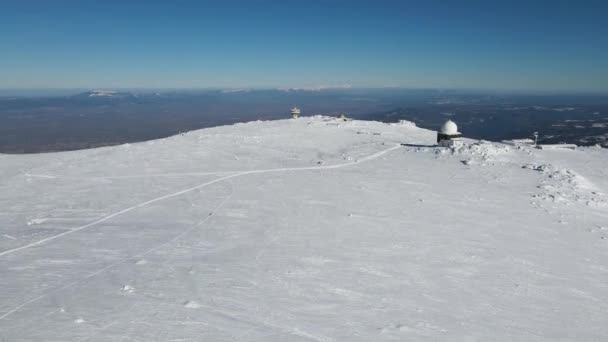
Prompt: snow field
<box><xmin>1</xmin><ymin>116</ymin><xmax>607</xmax><ymax>341</ymax></box>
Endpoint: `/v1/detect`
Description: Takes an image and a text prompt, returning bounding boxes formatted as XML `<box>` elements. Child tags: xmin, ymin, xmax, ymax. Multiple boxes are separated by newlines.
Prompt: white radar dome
<box><xmin>440</xmin><ymin>120</ymin><xmax>459</xmax><ymax>135</ymax></box>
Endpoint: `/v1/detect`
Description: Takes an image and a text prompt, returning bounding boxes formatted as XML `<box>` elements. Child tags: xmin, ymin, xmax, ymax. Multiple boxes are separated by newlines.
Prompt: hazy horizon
<box><xmin>2</xmin><ymin>87</ymin><xmax>608</xmax><ymax>98</ymax></box>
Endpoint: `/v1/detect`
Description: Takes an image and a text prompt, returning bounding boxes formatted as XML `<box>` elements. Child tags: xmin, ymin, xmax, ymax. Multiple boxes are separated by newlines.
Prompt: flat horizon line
<box><xmin>1</xmin><ymin>87</ymin><xmax>608</xmax><ymax>97</ymax></box>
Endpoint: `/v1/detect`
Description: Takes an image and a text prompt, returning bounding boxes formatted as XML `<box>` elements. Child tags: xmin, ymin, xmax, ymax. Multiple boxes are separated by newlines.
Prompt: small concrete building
<box><xmin>437</xmin><ymin>119</ymin><xmax>463</xmax><ymax>147</ymax></box>
<box><xmin>290</xmin><ymin>107</ymin><xmax>301</xmax><ymax>118</ymax></box>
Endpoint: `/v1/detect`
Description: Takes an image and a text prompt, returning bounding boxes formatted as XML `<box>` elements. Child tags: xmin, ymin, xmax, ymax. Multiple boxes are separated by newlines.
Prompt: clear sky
<box><xmin>1</xmin><ymin>0</ymin><xmax>607</xmax><ymax>92</ymax></box>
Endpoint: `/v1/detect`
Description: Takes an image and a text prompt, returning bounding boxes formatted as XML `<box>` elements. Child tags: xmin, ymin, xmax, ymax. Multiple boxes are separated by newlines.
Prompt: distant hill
<box><xmin>1</xmin><ymin>89</ymin><xmax>607</xmax><ymax>153</ymax></box>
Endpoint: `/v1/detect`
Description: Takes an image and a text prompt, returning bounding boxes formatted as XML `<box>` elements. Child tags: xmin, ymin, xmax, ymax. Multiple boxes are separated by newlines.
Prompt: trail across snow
<box><xmin>0</xmin><ymin>144</ymin><xmax>399</xmax><ymax>322</ymax></box>
<box><xmin>0</xmin><ymin>144</ymin><xmax>399</xmax><ymax>258</ymax></box>
<box><xmin>0</xmin><ymin>184</ymin><xmax>235</xmax><ymax>321</ymax></box>
<box><xmin>1</xmin><ymin>117</ymin><xmax>607</xmax><ymax>341</ymax></box>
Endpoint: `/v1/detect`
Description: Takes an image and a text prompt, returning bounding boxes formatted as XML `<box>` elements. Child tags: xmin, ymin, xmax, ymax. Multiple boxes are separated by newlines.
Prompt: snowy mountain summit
<box><xmin>1</xmin><ymin>116</ymin><xmax>607</xmax><ymax>341</ymax></box>
<box><xmin>87</xmin><ymin>90</ymin><xmax>118</xmax><ymax>97</ymax></box>
<box><xmin>72</xmin><ymin>90</ymin><xmax>136</xmax><ymax>99</ymax></box>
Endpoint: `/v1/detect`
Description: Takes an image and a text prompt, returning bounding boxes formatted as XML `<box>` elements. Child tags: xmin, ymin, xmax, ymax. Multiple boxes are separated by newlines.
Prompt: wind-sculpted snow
<box><xmin>1</xmin><ymin>116</ymin><xmax>607</xmax><ymax>341</ymax></box>
<box><xmin>524</xmin><ymin>163</ymin><xmax>607</xmax><ymax>209</ymax></box>
<box><xmin>450</xmin><ymin>140</ymin><xmax>512</xmax><ymax>162</ymax></box>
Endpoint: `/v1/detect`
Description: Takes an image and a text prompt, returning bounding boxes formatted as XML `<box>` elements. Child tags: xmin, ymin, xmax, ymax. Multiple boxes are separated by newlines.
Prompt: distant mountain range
<box><xmin>1</xmin><ymin>89</ymin><xmax>607</xmax><ymax>153</ymax></box>
<box><xmin>76</xmin><ymin>90</ymin><xmax>130</xmax><ymax>97</ymax></box>
<box><xmin>70</xmin><ymin>90</ymin><xmax>142</xmax><ymax>100</ymax></box>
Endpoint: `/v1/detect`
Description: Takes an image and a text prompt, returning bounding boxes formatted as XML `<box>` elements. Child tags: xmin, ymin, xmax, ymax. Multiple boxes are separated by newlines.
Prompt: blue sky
<box><xmin>1</xmin><ymin>0</ymin><xmax>607</xmax><ymax>92</ymax></box>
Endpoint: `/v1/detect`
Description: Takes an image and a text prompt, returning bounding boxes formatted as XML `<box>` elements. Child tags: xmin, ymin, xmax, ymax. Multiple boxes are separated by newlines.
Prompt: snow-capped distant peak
<box><xmin>220</xmin><ymin>88</ymin><xmax>252</xmax><ymax>93</ymax></box>
<box><xmin>88</xmin><ymin>90</ymin><xmax>117</xmax><ymax>97</ymax></box>
<box><xmin>279</xmin><ymin>84</ymin><xmax>353</xmax><ymax>92</ymax></box>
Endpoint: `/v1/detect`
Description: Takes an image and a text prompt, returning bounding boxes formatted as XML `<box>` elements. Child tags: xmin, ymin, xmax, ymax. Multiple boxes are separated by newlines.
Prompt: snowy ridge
<box><xmin>88</xmin><ymin>90</ymin><xmax>117</xmax><ymax>97</ymax></box>
<box><xmin>1</xmin><ymin>116</ymin><xmax>608</xmax><ymax>341</ymax></box>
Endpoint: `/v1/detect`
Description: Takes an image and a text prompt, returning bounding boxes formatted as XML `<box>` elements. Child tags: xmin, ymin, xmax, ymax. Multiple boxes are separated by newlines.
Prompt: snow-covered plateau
<box><xmin>1</xmin><ymin>116</ymin><xmax>607</xmax><ymax>341</ymax></box>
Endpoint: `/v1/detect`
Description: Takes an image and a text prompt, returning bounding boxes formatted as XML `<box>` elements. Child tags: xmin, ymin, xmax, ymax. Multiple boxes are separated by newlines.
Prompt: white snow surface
<box><xmin>1</xmin><ymin>116</ymin><xmax>608</xmax><ymax>341</ymax></box>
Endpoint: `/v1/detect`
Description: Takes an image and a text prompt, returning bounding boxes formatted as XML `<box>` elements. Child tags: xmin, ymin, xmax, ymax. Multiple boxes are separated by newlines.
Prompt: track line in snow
<box><xmin>0</xmin><ymin>185</ymin><xmax>235</xmax><ymax>322</ymax></box>
<box><xmin>25</xmin><ymin>144</ymin><xmax>400</xmax><ymax>181</ymax></box>
<box><xmin>1</xmin><ymin>144</ymin><xmax>399</xmax><ymax>258</ymax></box>
<box><xmin>74</xmin><ymin>188</ymin><xmax>235</xmax><ymax>342</ymax></box>
<box><xmin>0</xmin><ymin>174</ymin><xmax>236</xmax><ymax>258</ymax></box>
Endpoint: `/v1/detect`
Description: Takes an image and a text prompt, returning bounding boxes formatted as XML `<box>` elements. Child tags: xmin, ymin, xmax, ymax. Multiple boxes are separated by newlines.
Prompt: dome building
<box><xmin>437</xmin><ymin>119</ymin><xmax>463</xmax><ymax>146</ymax></box>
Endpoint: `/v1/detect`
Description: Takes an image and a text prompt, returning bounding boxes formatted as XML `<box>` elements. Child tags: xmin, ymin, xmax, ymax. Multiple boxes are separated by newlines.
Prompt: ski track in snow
<box><xmin>1</xmin><ymin>144</ymin><xmax>398</xmax><ymax>259</ymax></box>
<box><xmin>0</xmin><ymin>144</ymin><xmax>399</xmax><ymax>321</ymax></box>
<box><xmin>3</xmin><ymin>118</ymin><xmax>608</xmax><ymax>341</ymax></box>
<box><xmin>72</xmin><ymin>186</ymin><xmax>235</xmax><ymax>342</ymax></box>
<box><xmin>0</xmin><ymin>183</ymin><xmax>235</xmax><ymax>322</ymax></box>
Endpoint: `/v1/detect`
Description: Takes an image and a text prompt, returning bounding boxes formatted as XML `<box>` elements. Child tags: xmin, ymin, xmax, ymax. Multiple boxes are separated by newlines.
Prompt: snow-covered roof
<box><xmin>440</xmin><ymin>119</ymin><xmax>459</xmax><ymax>135</ymax></box>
